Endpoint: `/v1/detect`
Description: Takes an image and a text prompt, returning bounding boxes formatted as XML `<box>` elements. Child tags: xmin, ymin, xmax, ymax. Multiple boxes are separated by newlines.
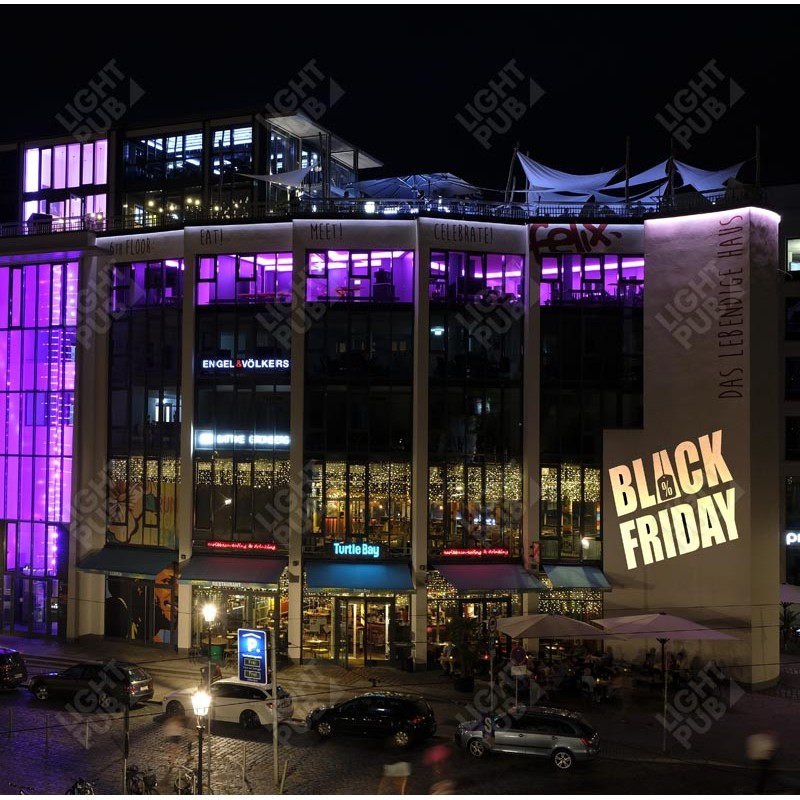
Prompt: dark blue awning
<box><xmin>179</xmin><ymin>556</ymin><xmax>287</xmax><ymax>586</ymax></box>
<box><xmin>305</xmin><ymin>561</ymin><xmax>413</xmax><ymax>591</ymax></box>
<box><xmin>436</xmin><ymin>564</ymin><xmax>545</xmax><ymax>591</ymax></box>
<box><xmin>544</xmin><ymin>565</ymin><xmax>611</xmax><ymax>591</ymax></box>
<box><xmin>77</xmin><ymin>545</ymin><xmax>177</xmax><ymax>579</ymax></box>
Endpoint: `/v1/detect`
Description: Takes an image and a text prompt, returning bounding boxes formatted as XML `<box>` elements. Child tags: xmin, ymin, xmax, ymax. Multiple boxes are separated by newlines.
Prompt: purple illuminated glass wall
<box><xmin>0</xmin><ymin>262</ymin><xmax>76</xmax><ymax>576</ymax></box>
<box><xmin>306</xmin><ymin>250</ymin><xmax>414</xmax><ymax>303</ymax></box>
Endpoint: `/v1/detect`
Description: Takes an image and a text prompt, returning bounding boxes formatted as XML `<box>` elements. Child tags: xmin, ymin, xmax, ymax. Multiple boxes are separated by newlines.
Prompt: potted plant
<box><xmin>446</xmin><ymin>615</ymin><xmax>482</xmax><ymax>692</ymax></box>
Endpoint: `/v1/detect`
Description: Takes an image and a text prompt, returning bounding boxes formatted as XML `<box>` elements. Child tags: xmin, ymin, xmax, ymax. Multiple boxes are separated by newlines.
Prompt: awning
<box><xmin>436</xmin><ymin>564</ymin><xmax>545</xmax><ymax>591</ymax></box>
<box><xmin>305</xmin><ymin>562</ymin><xmax>413</xmax><ymax>591</ymax></box>
<box><xmin>77</xmin><ymin>545</ymin><xmax>177</xmax><ymax>579</ymax></box>
<box><xmin>544</xmin><ymin>565</ymin><xmax>611</xmax><ymax>591</ymax></box>
<box><xmin>179</xmin><ymin>556</ymin><xmax>287</xmax><ymax>586</ymax></box>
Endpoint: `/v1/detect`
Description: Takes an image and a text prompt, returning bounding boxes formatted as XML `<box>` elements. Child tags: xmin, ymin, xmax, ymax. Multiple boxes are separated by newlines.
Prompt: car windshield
<box><xmin>123</xmin><ymin>667</ymin><xmax>150</xmax><ymax>681</ymax></box>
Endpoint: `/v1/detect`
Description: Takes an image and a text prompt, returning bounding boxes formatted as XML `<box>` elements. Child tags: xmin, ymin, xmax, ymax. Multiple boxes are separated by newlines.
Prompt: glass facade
<box><xmin>0</xmin><ymin>260</ymin><xmax>76</xmax><ymax>635</ymax></box>
<box><xmin>22</xmin><ymin>140</ymin><xmax>107</xmax><ymax>224</ymax></box>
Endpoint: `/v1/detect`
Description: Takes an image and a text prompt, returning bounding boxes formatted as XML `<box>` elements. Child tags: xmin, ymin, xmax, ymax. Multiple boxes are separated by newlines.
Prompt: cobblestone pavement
<box><xmin>2</xmin><ymin>635</ymin><xmax>800</xmax><ymax>794</ymax></box>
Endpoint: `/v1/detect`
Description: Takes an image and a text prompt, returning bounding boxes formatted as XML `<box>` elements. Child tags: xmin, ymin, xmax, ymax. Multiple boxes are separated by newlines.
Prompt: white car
<box><xmin>162</xmin><ymin>678</ymin><xmax>294</xmax><ymax>730</ymax></box>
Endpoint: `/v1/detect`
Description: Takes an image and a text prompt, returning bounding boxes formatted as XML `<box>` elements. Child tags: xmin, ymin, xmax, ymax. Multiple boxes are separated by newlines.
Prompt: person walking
<box><xmin>745</xmin><ymin>729</ymin><xmax>779</xmax><ymax>793</ymax></box>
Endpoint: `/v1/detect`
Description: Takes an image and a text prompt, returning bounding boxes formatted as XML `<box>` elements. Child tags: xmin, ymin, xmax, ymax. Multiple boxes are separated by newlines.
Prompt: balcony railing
<box><xmin>0</xmin><ymin>186</ymin><xmax>765</xmax><ymax>239</ymax></box>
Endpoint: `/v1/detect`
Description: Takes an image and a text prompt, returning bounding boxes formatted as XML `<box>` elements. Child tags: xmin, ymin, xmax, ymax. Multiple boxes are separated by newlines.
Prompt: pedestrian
<box><xmin>378</xmin><ymin>761</ymin><xmax>411</xmax><ymax>795</ymax></box>
<box><xmin>746</xmin><ymin>730</ymin><xmax>779</xmax><ymax>793</ymax></box>
<box><xmin>163</xmin><ymin>713</ymin><xmax>188</xmax><ymax>769</ymax></box>
<box><xmin>439</xmin><ymin>642</ymin><xmax>455</xmax><ymax>676</ymax></box>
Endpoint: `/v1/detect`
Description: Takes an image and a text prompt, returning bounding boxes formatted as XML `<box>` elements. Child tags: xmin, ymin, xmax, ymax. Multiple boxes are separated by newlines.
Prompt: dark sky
<box><xmin>1</xmin><ymin>6</ymin><xmax>796</xmax><ymax>192</ymax></box>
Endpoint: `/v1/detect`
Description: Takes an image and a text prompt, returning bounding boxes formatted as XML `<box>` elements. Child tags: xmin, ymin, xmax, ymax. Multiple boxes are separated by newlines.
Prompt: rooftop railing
<box><xmin>0</xmin><ymin>187</ymin><xmax>765</xmax><ymax>239</ymax></box>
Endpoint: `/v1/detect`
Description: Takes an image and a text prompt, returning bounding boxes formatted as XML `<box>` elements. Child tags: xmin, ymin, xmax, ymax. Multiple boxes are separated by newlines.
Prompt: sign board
<box><xmin>511</xmin><ymin>665</ymin><xmax>529</xmax><ymax>676</ymax></box>
<box><xmin>510</xmin><ymin>646</ymin><xmax>527</xmax><ymax>666</ymax></box>
<box><xmin>487</xmin><ymin>616</ymin><xmax>498</xmax><ymax>634</ymax></box>
<box><xmin>238</xmin><ymin>628</ymin><xmax>268</xmax><ymax>684</ymax></box>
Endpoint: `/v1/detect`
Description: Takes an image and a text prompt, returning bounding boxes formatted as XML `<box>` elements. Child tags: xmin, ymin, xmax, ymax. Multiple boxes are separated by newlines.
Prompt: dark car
<box><xmin>305</xmin><ymin>691</ymin><xmax>437</xmax><ymax>748</ymax></box>
<box><xmin>0</xmin><ymin>647</ymin><xmax>28</xmax><ymax>690</ymax></box>
<box><xmin>28</xmin><ymin>661</ymin><xmax>154</xmax><ymax>710</ymax></box>
<box><xmin>454</xmin><ymin>705</ymin><xmax>600</xmax><ymax>770</ymax></box>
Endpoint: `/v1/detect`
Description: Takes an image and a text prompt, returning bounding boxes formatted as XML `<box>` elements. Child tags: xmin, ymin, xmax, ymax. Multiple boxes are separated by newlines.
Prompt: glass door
<box><xmin>333</xmin><ymin>597</ymin><xmax>395</xmax><ymax>668</ymax></box>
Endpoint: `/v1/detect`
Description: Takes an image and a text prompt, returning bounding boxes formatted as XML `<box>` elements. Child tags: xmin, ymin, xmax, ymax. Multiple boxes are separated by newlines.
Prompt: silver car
<box><xmin>162</xmin><ymin>678</ymin><xmax>293</xmax><ymax>730</ymax></box>
<box><xmin>454</xmin><ymin>705</ymin><xmax>600</xmax><ymax>770</ymax></box>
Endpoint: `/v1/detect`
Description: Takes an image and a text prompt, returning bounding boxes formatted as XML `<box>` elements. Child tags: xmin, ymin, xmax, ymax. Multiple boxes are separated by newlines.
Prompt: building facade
<box><xmin>0</xmin><ymin>112</ymin><xmax>787</xmax><ymax>687</ymax></box>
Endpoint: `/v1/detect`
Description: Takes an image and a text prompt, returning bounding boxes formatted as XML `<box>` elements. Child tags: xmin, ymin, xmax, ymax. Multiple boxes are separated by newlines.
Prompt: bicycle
<box><xmin>66</xmin><ymin>778</ymin><xmax>95</xmax><ymax>795</ymax></box>
<box><xmin>174</xmin><ymin>763</ymin><xmax>212</xmax><ymax>795</ymax></box>
<box><xmin>125</xmin><ymin>765</ymin><xmax>158</xmax><ymax>795</ymax></box>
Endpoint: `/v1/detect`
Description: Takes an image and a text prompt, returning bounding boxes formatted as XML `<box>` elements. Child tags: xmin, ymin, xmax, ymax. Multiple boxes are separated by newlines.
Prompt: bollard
<box><xmin>242</xmin><ymin>742</ymin><xmax>246</xmax><ymax>782</ymax></box>
<box><xmin>45</xmin><ymin>714</ymin><xmax>49</xmax><ymax>751</ymax></box>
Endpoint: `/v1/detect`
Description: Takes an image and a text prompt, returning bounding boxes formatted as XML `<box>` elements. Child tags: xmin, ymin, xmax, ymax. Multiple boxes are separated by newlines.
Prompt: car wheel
<box><xmin>240</xmin><ymin>709</ymin><xmax>261</xmax><ymax>730</ymax></box>
<box><xmin>166</xmin><ymin>700</ymin><xmax>185</xmax><ymax>717</ymax></box>
<box><xmin>467</xmin><ymin>738</ymin><xmax>487</xmax><ymax>757</ymax></box>
<box><xmin>97</xmin><ymin>692</ymin><xmax>113</xmax><ymax>711</ymax></box>
<box><xmin>316</xmin><ymin>720</ymin><xmax>333</xmax><ymax>738</ymax></box>
<box><xmin>391</xmin><ymin>728</ymin><xmax>411</xmax><ymax>748</ymax></box>
<box><xmin>552</xmin><ymin>748</ymin><xmax>575</xmax><ymax>770</ymax></box>
<box><xmin>32</xmin><ymin>683</ymin><xmax>49</xmax><ymax>701</ymax></box>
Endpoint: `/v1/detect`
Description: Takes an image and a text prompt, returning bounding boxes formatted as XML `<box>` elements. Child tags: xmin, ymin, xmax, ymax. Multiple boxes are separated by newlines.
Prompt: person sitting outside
<box><xmin>439</xmin><ymin>642</ymin><xmax>456</xmax><ymax>676</ymax></box>
<box><xmin>580</xmin><ymin>666</ymin><xmax>600</xmax><ymax>702</ymax></box>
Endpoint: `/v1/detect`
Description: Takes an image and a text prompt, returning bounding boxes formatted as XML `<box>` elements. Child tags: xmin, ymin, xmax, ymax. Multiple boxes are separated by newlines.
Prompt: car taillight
<box><xmin>580</xmin><ymin>737</ymin><xmax>592</xmax><ymax>746</ymax></box>
<box><xmin>409</xmin><ymin>715</ymin><xmax>426</xmax><ymax>725</ymax></box>
<box><xmin>125</xmin><ymin>685</ymin><xmax>135</xmax><ymax>693</ymax></box>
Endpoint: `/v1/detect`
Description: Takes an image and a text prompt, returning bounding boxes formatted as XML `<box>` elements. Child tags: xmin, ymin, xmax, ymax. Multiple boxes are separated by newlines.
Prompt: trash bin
<box><xmin>209</xmin><ymin>643</ymin><xmax>225</xmax><ymax>662</ymax></box>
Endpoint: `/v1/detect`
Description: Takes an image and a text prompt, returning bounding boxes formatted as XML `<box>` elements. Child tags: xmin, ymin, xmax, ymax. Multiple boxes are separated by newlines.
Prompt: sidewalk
<box><xmin>3</xmin><ymin>632</ymin><xmax>799</xmax><ymax>775</ymax></box>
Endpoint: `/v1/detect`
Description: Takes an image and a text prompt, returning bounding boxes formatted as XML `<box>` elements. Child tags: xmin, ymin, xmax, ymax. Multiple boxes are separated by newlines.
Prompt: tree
<box><xmin>780</xmin><ymin>603</ymin><xmax>800</xmax><ymax>651</ymax></box>
<box><xmin>446</xmin><ymin>615</ymin><xmax>482</xmax><ymax>691</ymax></box>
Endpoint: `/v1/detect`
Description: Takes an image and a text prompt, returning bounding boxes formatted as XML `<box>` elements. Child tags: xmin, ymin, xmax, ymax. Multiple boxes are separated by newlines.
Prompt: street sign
<box><xmin>510</xmin><ymin>645</ymin><xmax>527</xmax><ymax>666</ymax></box>
<box><xmin>238</xmin><ymin>628</ymin><xmax>268</xmax><ymax>684</ymax></box>
<box><xmin>487</xmin><ymin>615</ymin><xmax>498</xmax><ymax>634</ymax></box>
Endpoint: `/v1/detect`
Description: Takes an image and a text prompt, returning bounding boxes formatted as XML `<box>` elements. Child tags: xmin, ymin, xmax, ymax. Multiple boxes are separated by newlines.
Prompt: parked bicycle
<box><xmin>173</xmin><ymin>764</ymin><xmax>197</xmax><ymax>795</ymax></box>
<box><xmin>125</xmin><ymin>765</ymin><xmax>158</xmax><ymax>795</ymax></box>
<box><xmin>66</xmin><ymin>778</ymin><xmax>95</xmax><ymax>795</ymax></box>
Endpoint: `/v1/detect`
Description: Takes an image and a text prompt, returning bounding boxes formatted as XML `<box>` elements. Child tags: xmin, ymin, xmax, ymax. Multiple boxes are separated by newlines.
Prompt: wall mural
<box><xmin>107</xmin><ymin>479</ymin><xmax>176</xmax><ymax>549</ymax></box>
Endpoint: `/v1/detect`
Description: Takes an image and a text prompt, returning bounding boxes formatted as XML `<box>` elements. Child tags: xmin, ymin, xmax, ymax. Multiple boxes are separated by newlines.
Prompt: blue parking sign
<box><xmin>238</xmin><ymin>628</ymin><xmax>268</xmax><ymax>684</ymax></box>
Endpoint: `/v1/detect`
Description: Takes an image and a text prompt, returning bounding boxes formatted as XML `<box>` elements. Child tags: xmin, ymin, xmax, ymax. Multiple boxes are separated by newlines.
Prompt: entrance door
<box><xmin>333</xmin><ymin>598</ymin><xmax>394</xmax><ymax>668</ymax></box>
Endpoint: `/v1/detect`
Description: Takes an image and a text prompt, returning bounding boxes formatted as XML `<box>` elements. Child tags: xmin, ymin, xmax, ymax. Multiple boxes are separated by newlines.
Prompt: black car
<box><xmin>0</xmin><ymin>647</ymin><xmax>28</xmax><ymax>690</ymax></box>
<box><xmin>305</xmin><ymin>691</ymin><xmax>437</xmax><ymax>748</ymax></box>
<box><xmin>28</xmin><ymin>661</ymin><xmax>154</xmax><ymax>710</ymax></box>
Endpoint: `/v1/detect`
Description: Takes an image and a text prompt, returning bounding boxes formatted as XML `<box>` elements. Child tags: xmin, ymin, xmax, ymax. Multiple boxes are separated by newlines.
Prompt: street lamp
<box><xmin>202</xmin><ymin>603</ymin><xmax>217</xmax><ymax>691</ymax></box>
<box><xmin>191</xmin><ymin>689</ymin><xmax>211</xmax><ymax>795</ymax></box>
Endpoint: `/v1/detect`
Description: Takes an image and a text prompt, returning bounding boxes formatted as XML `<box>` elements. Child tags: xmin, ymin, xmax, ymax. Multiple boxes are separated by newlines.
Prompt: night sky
<box><xmin>0</xmin><ymin>6</ymin><xmax>796</xmax><ymax>193</ymax></box>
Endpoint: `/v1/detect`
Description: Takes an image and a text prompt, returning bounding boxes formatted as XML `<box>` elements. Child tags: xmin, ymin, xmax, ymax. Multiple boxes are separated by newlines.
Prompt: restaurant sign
<box><xmin>332</xmin><ymin>542</ymin><xmax>381</xmax><ymax>558</ymax></box>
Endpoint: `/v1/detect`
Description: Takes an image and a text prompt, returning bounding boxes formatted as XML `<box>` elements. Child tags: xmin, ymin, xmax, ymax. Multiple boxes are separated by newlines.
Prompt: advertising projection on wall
<box><xmin>608</xmin><ymin>429</ymin><xmax>738</xmax><ymax>570</ymax></box>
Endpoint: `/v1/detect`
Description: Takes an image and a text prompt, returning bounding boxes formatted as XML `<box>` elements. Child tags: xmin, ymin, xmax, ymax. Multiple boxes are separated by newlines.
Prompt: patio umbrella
<box><xmin>349</xmin><ymin>172</ymin><xmax>480</xmax><ymax>200</ymax></box>
<box><xmin>591</xmin><ymin>612</ymin><xmax>736</xmax><ymax>751</ymax></box>
<box><xmin>496</xmin><ymin>613</ymin><xmax>612</xmax><ymax>640</ymax></box>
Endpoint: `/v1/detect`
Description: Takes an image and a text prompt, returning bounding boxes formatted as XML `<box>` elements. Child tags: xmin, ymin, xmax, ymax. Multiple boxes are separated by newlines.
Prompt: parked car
<box><xmin>28</xmin><ymin>661</ymin><xmax>154</xmax><ymax>709</ymax></box>
<box><xmin>0</xmin><ymin>647</ymin><xmax>28</xmax><ymax>690</ymax></box>
<box><xmin>162</xmin><ymin>678</ymin><xmax>293</xmax><ymax>730</ymax></box>
<box><xmin>454</xmin><ymin>705</ymin><xmax>600</xmax><ymax>770</ymax></box>
<box><xmin>305</xmin><ymin>691</ymin><xmax>437</xmax><ymax>748</ymax></box>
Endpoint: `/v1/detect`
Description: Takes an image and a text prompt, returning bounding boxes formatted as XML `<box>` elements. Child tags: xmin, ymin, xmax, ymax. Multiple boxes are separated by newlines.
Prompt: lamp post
<box><xmin>191</xmin><ymin>690</ymin><xmax>211</xmax><ymax>795</ymax></box>
<box><xmin>202</xmin><ymin>603</ymin><xmax>217</xmax><ymax>691</ymax></box>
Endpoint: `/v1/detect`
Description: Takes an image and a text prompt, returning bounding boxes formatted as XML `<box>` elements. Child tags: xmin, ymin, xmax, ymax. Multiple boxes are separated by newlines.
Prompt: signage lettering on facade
<box><xmin>787</xmin><ymin>532</ymin><xmax>800</xmax><ymax>546</ymax></box>
<box><xmin>332</xmin><ymin>541</ymin><xmax>381</xmax><ymax>558</ymax></box>
<box><xmin>200</xmin><ymin>358</ymin><xmax>290</xmax><ymax>370</ymax></box>
<box><xmin>208</xmin><ymin>541</ymin><xmax>277</xmax><ymax>552</ymax></box>
<box><xmin>440</xmin><ymin>547</ymin><xmax>510</xmax><ymax>557</ymax></box>
<box><xmin>310</xmin><ymin>222</ymin><xmax>344</xmax><ymax>240</ymax></box>
<box><xmin>195</xmin><ymin>430</ymin><xmax>290</xmax><ymax>448</ymax></box>
<box><xmin>110</xmin><ymin>238</ymin><xmax>153</xmax><ymax>256</ymax></box>
<box><xmin>200</xmin><ymin>229</ymin><xmax>224</xmax><ymax>245</ymax></box>
<box><xmin>608</xmin><ymin>428</ymin><xmax>738</xmax><ymax>570</ymax></box>
<box><xmin>433</xmin><ymin>223</ymin><xmax>493</xmax><ymax>244</ymax></box>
